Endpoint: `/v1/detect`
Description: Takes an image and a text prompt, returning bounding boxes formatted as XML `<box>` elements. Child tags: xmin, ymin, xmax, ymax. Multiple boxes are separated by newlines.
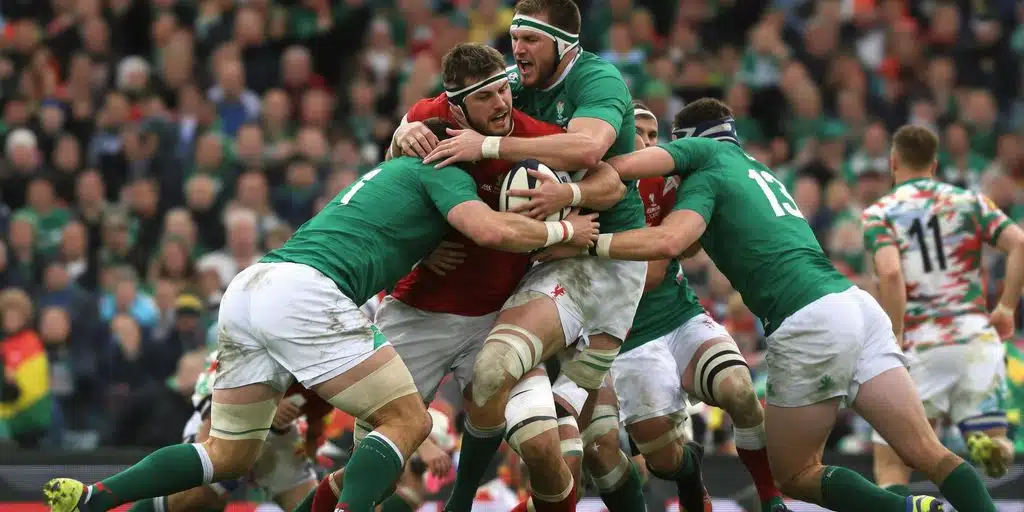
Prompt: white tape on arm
<box><xmin>481</xmin><ymin>136</ymin><xmax>501</xmax><ymax>159</ymax></box>
<box><xmin>568</xmin><ymin>183</ymin><xmax>582</xmax><ymax>206</ymax></box>
<box><xmin>544</xmin><ymin>220</ymin><xmax>573</xmax><ymax>247</ymax></box>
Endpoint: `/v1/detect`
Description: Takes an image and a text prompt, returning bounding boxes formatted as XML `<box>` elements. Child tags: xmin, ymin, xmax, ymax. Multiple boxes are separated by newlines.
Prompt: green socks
<box><xmin>126</xmin><ymin>498</ymin><xmax>157</xmax><ymax>512</ymax></box>
<box><xmin>821</xmin><ymin>466</ymin><xmax>906</xmax><ymax>511</ymax></box>
<box><xmin>337</xmin><ymin>432</ymin><xmax>405</xmax><ymax>511</ymax></box>
<box><xmin>86</xmin><ymin>444</ymin><xmax>210</xmax><ymax>510</ymax></box>
<box><xmin>292</xmin><ymin>487</ymin><xmax>316</xmax><ymax>512</ymax></box>
<box><xmin>938</xmin><ymin>462</ymin><xmax>997</xmax><ymax>512</ymax></box>
<box><xmin>883</xmin><ymin>484</ymin><xmax>912</xmax><ymax>497</ymax></box>
<box><xmin>379</xmin><ymin>493</ymin><xmax>416</xmax><ymax>512</ymax></box>
<box><xmin>443</xmin><ymin>421</ymin><xmax>505</xmax><ymax>512</ymax></box>
<box><xmin>599</xmin><ymin>461</ymin><xmax>647</xmax><ymax>512</ymax></box>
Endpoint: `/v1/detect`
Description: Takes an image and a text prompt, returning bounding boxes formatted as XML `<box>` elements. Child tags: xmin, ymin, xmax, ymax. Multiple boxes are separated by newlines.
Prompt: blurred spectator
<box><xmin>0</xmin><ymin>288</ymin><xmax>51</xmax><ymax>448</ymax></box>
<box><xmin>197</xmin><ymin>207</ymin><xmax>262</xmax><ymax>290</ymax></box>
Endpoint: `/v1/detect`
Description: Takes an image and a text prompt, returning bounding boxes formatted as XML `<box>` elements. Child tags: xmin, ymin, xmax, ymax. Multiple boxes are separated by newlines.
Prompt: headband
<box><xmin>444</xmin><ymin>70</ymin><xmax>509</xmax><ymax>106</ymax></box>
<box><xmin>633</xmin><ymin>108</ymin><xmax>656</xmax><ymax>120</ymax></box>
<box><xmin>672</xmin><ymin>117</ymin><xmax>740</xmax><ymax>146</ymax></box>
<box><xmin>510</xmin><ymin>13</ymin><xmax>580</xmax><ymax>59</ymax></box>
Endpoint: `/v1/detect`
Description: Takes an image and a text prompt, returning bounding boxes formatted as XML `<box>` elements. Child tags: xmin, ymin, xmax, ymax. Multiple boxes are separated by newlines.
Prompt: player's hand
<box><xmin>272</xmin><ymin>399</ymin><xmax>302</xmax><ymax>430</ymax></box>
<box><xmin>508</xmin><ymin>169</ymin><xmax>574</xmax><ymax>220</ymax></box>
<box><xmin>395</xmin><ymin>121</ymin><xmax>441</xmax><ymax>158</ymax></box>
<box><xmin>532</xmin><ymin>244</ymin><xmax>585</xmax><ymax>263</ymax></box>
<box><xmin>990</xmin><ymin>304</ymin><xmax>1016</xmax><ymax>340</ymax></box>
<box><xmin>563</xmin><ymin>210</ymin><xmax>599</xmax><ymax>248</ymax></box>
<box><xmin>423</xmin><ymin>128</ymin><xmax>485</xmax><ymax>168</ymax></box>
<box><xmin>416</xmin><ymin>438</ymin><xmax>452</xmax><ymax>477</ymax></box>
<box><xmin>422</xmin><ymin>241</ymin><xmax>467</xmax><ymax>275</ymax></box>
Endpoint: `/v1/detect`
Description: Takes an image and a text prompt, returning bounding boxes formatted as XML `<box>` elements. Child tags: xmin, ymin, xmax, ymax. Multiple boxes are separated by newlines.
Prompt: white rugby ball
<box><xmin>499</xmin><ymin>159</ymin><xmax>571</xmax><ymax>222</ymax></box>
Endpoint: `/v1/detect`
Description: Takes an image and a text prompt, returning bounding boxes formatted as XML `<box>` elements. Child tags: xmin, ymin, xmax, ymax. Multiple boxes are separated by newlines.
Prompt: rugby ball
<box><xmin>499</xmin><ymin>159</ymin><xmax>572</xmax><ymax>222</ymax></box>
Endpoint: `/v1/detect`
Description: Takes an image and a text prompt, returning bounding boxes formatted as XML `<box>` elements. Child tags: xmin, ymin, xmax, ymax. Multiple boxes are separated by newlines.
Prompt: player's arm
<box><xmin>872</xmin><ymin>245</ymin><xmax>907</xmax><ymax>345</ymax></box>
<box><xmin>593</xmin><ymin>209</ymin><xmax>707</xmax><ymax>261</ymax></box>
<box><xmin>862</xmin><ymin>208</ymin><xmax>906</xmax><ymax>345</ymax></box>
<box><xmin>508</xmin><ymin>161</ymin><xmax>626</xmax><ymax>220</ymax></box>
<box><xmin>425</xmin><ymin>166</ymin><xmax>598</xmax><ymax>252</ymax></box>
<box><xmin>493</xmin><ymin>117</ymin><xmax>618</xmax><ymax>169</ymax></box>
<box><xmin>994</xmin><ymin>224</ymin><xmax>1024</xmax><ymax>311</ymax></box>
<box><xmin>607</xmin><ymin>146</ymin><xmax>677</xmax><ymax>180</ymax></box>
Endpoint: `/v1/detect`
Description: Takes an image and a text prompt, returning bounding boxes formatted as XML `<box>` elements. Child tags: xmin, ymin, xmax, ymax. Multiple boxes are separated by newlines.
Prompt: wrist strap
<box><xmin>568</xmin><ymin>183</ymin><xmax>582</xmax><ymax>207</ymax></box>
<box><xmin>995</xmin><ymin>303</ymin><xmax>1015</xmax><ymax>316</ymax></box>
<box><xmin>593</xmin><ymin>233</ymin><xmax>612</xmax><ymax>258</ymax></box>
<box><xmin>481</xmin><ymin>136</ymin><xmax>501</xmax><ymax>159</ymax></box>
<box><xmin>544</xmin><ymin>220</ymin><xmax>573</xmax><ymax>247</ymax></box>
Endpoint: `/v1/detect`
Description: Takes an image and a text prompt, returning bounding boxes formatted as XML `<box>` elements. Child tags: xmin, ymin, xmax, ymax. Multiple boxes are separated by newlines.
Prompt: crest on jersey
<box><xmin>555</xmin><ymin>101</ymin><xmax>568</xmax><ymax>126</ymax></box>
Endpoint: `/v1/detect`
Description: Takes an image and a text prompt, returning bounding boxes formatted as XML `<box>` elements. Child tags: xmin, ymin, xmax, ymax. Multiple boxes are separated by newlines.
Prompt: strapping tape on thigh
<box><xmin>210</xmin><ymin>399</ymin><xmax>278</xmax><ymax>441</ymax></box>
<box><xmin>592</xmin><ymin>450</ymin><xmax>631</xmax><ymax>492</ymax></box>
<box><xmin>634</xmin><ymin>411</ymin><xmax>688</xmax><ymax>455</ymax></box>
<box><xmin>326</xmin><ymin>356</ymin><xmax>418</xmax><ymax>420</ymax></box>
<box><xmin>694</xmin><ymin>342</ymin><xmax>748</xmax><ymax>404</ymax></box>
<box><xmin>563</xmin><ymin>346</ymin><xmax>620</xmax><ymax>390</ymax></box>
<box><xmin>582</xmin><ymin>404</ymin><xmax>621</xmax><ymax>447</ymax></box>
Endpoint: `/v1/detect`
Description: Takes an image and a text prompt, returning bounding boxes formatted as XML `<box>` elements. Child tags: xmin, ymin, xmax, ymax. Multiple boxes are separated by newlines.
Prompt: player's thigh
<box><xmin>375</xmin><ymin>296</ymin><xmax>485</xmax><ymax>403</ymax></box>
<box><xmin>503</xmin><ymin>258</ymin><xmax>646</xmax><ymax>351</ymax></box>
<box><xmin>214</xmin><ymin>263</ymin><xmax>289</xmax><ymax>393</ymax></box>
<box><xmin>610</xmin><ymin>337</ymin><xmax>688</xmax><ymax>427</ymax></box>
<box><xmin>165</xmin><ymin>484</ymin><xmax>230</xmax><ymax>512</ymax></box>
<box><xmin>765</xmin><ymin>287</ymin><xmax>893</xmax><ymax>408</ymax></box>
<box><xmin>669</xmin><ymin>314</ymin><xmax>746</xmax><ymax>406</ymax></box>
<box><xmin>764</xmin><ymin>399</ymin><xmax>841</xmax><ymax>485</ymax></box>
<box><xmin>253</xmin><ymin>428</ymin><xmax>318</xmax><ymax>505</ymax></box>
<box><xmin>245</xmin><ymin>262</ymin><xmax>390</xmax><ymax>391</ymax></box>
<box><xmin>448</xmin><ymin>311</ymin><xmax>500</xmax><ymax>397</ymax></box>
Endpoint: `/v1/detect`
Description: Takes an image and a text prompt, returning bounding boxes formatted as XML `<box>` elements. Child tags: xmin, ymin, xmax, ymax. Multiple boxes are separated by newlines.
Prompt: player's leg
<box><xmin>953</xmin><ymin>334</ymin><xmax>1014</xmax><ymax>478</ymax></box>
<box><xmin>674</xmin><ymin>315</ymin><xmax>784</xmax><ymax>511</ymax></box>
<box><xmin>253</xmin><ymin>262</ymin><xmax>430</xmax><ymax>511</ymax></box>
<box><xmin>552</xmin><ymin>373</ymin><xmax>645</xmax><ymax>512</ymax></box>
<box><xmin>445</xmin><ymin>295</ymin><xmax>570</xmax><ymax>512</ymax></box>
<box><xmin>764</xmin><ymin>288</ymin><xmax>939</xmax><ymax>512</ymax></box>
<box><xmin>45</xmin><ymin>265</ymin><xmax>284</xmax><ymax>512</ymax></box>
<box><xmin>851</xmin><ymin>289</ymin><xmax>996</xmax><ymax>512</ymax></box>
<box><xmin>247</xmin><ymin>423</ymin><xmax>318</xmax><ymax>512</ymax></box>
<box><xmin>871</xmin><ymin>437</ymin><xmax>914</xmax><ymax>496</ymax></box>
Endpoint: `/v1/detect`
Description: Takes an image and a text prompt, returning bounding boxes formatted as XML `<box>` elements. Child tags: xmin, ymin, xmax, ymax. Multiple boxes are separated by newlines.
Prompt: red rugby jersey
<box><xmin>390</xmin><ymin>93</ymin><xmax>564</xmax><ymax>316</ymax></box>
<box><xmin>638</xmin><ymin>175</ymin><xmax>681</xmax><ymax>227</ymax></box>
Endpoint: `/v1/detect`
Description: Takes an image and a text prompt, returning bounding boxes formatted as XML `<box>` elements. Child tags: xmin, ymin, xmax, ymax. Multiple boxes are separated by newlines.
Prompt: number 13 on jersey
<box><xmin>748</xmin><ymin>169</ymin><xmax>804</xmax><ymax>218</ymax></box>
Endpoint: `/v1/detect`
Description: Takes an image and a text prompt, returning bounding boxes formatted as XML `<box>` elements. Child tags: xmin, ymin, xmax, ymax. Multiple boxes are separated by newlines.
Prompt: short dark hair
<box><xmin>632</xmin><ymin>100</ymin><xmax>651</xmax><ymax>111</ymax></box>
<box><xmin>892</xmin><ymin>125</ymin><xmax>939</xmax><ymax>170</ymax></box>
<box><xmin>422</xmin><ymin>118</ymin><xmax>454</xmax><ymax>142</ymax></box>
<box><xmin>442</xmin><ymin>44</ymin><xmax>506</xmax><ymax>90</ymax></box>
<box><xmin>673</xmin><ymin>98</ymin><xmax>734</xmax><ymax>131</ymax></box>
<box><xmin>514</xmin><ymin>0</ymin><xmax>581</xmax><ymax>34</ymax></box>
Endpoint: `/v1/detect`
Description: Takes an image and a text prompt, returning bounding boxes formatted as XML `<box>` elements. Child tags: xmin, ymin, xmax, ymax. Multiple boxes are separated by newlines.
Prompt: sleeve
<box><xmin>861</xmin><ymin>205</ymin><xmax>897</xmax><ymax>253</ymax></box>
<box><xmin>404</xmin><ymin>95</ymin><xmax>444</xmax><ymax>122</ymax></box>
<box><xmin>656</xmin><ymin>138</ymin><xmax>718</xmax><ymax>177</ymax></box>
<box><xmin>672</xmin><ymin>171</ymin><xmax>717</xmax><ymax>223</ymax></box>
<box><xmin>571</xmin><ymin>67</ymin><xmax>631</xmax><ymax>135</ymax></box>
<box><xmin>506</xmin><ymin>64</ymin><xmax>524</xmax><ymax>98</ymax></box>
<box><xmin>976</xmin><ymin>193</ymin><xmax>1014</xmax><ymax>245</ymax></box>
<box><xmin>421</xmin><ymin>166</ymin><xmax>482</xmax><ymax>215</ymax></box>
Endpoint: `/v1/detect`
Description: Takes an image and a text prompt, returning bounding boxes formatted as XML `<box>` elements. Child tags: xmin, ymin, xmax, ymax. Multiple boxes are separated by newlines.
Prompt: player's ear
<box><xmin>422</xmin><ymin>117</ymin><xmax>454</xmax><ymax>142</ymax></box>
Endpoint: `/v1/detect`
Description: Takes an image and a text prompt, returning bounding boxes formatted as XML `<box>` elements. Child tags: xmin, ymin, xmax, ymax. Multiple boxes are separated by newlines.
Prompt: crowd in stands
<box><xmin>1</xmin><ymin>0</ymin><xmax>1022</xmax><ymax>467</ymax></box>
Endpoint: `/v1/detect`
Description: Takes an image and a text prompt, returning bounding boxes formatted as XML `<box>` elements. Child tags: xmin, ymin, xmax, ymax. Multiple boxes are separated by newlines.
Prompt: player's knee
<box><xmin>505</xmin><ymin>373</ymin><xmax>559</xmax><ymax>463</ymax></box>
<box><xmin>643</xmin><ymin>440</ymin><xmax>686</xmax><ymax>479</ymax></box>
<box><xmin>629</xmin><ymin>411</ymin><xmax>689</xmax><ymax>478</ymax></box>
<box><xmin>581</xmin><ymin>403</ymin><xmax>621</xmax><ymax>458</ymax></box>
<box><xmin>691</xmin><ymin>341</ymin><xmax>749</xmax><ymax>407</ymax></box>
<box><xmin>202</xmin><ymin>437</ymin><xmax>261</xmax><ymax>481</ymax></box>
<box><xmin>776</xmin><ymin>465</ymin><xmax>827</xmax><ymax>500</ymax></box>
<box><xmin>373</xmin><ymin>394</ymin><xmax>433</xmax><ymax>445</ymax></box>
<box><xmin>472</xmin><ymin>325</ymin><xmax>544</xmax><ymax>407</ymax></box>
<box><xmin>557</xmin><ymin>416</ymin><xmax>584</xmax><ymax>460</ymax></box>
<box><xmin>713</xmin><ymin>368</ymin><xmax>763</xmax><ymax>427</ymax></box>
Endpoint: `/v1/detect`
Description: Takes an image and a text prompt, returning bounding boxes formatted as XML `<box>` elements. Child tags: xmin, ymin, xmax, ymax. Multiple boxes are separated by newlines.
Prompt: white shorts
<box><xmin>181</xmin><ymin>412</ymin><xmax>315</xmax><ymax>497</ymax></box>
<box><xmin>612</xmin><ymin>313</ymin><xmax>733</xmax><ymax>425</ymax></box>
<box><xmin>765</xmin><ymin>286</ymin><xmax>908</xmax><ymax>408</ymax></box>
<box><xmin>374</xmin><ymin>296</ymin><xmax>495</xmax><ymax>403</ymax></box>
<box><xmin>214</xmin><ymin>262</ymin><xmax>387</xmax><ymax>392</ymax></box>
<box><xmin>505</xmin><ymin>257</ymin><xmax>646</xmax><ymax>343</ymax></box>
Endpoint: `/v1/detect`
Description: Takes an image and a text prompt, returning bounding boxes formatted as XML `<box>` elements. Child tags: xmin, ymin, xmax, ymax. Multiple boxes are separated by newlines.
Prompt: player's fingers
<box><xmin>423</xmin><ymin>263</ymin><xmax>446</xmax><ymax>276</ymax></box>
<box><xmin>409</xmin><ymin>139</ymin><xmax>430</xmax><ymax>158</ymax></box>
<box><xmin>434</xmin><ymin>154</ymin><xmax>459</xmax><ymax>169</ymax></box>
<box><xmin>423</xmin><ymin>143</ymin><xmax>449</xmax><ymax>164</ymax></box>
<box><xmin>440</xmin><ymin>254</ymin><xmax>465</xmax><ymax>265</ymax></box>
<box><xmin>438</xmin><ymin>241</ymin><xmax>465</xmax><ymax>249</ymax></box>
<box><xmin>505</xmin><ymin>188</ymin><xmax>536</xmax><ymax>198</ymax></box>
<box><xmin>422</xmin><ymin>129</ymin><xmax>440</xmax><ymax>148</ymax></box>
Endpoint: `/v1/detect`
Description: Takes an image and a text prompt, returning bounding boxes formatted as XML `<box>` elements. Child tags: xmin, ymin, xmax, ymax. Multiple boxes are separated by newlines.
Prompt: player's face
<box><xmin>464</xmin><ymin>79</ymin><xmax>513</xmax><ymax>135</ymax></box>
<box><xmin>634</xmin><ymin>115</ymin><xmax>659</xmax><ymax>149</ymax></box>
<box><xmin>511</xmin><ymin>24</ymin><xmax>556</xmax><ymax>86</ymax></box>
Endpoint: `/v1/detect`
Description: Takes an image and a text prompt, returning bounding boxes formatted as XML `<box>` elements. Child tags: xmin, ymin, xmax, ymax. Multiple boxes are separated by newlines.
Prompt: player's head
<box><xmin>421</xmin><ymin>117</ymin><xmax>456</xmax><ymax>144</ymax></box>
<box><xmin>890</xmin><ymin>124</ymin><xmax>939</xmax><ymax>180</ymax></box>
<box><xmin>671</xmin><ymin>98</ymin><xmax>740</xmax><ymax>146</ymax></box>
<box><xmin>442</xmin><ymin>43</ymin><xmax>513</xmax><ymax>136</ymax></box>
<box><xmin>510</xmin><ymin>0</ymin><xmax>581</xmax><ymax>87</ymax></box>
<box><xmin>633</xmin><ymin>100</ymin><xmax>659</xmax><ymax>149</ymax></box>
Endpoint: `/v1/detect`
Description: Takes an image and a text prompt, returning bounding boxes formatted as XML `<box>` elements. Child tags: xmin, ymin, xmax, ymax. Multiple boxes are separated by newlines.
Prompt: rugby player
<box><xmin>547</xmin><ymin>101</ymin><xmax>788</xmax><ymax>512</ymax></box>
<box><xmin>417</xmin><ymin>1</ymin><xmax>648</xmax><ymax>510</ymax></box>
<box><xmin>862</xmin><ymin>125</ymin><xmax>1023</xmax><ymax>492</ymax></box>
<box><xmin>542</xmin><ymin>98</ymin><xmax>1001</xmax><ymax>512</ymax></box>
<box><xmin>42</xmin><ymin>119</ymin><xmax>600</xmax><ymax>512</ymax></box>
<box><xmin>128</xmin><ymin>351</ymin><xmax>327</xmax><ymax>512</ymax></box>
<box><xmin>301</xmin><ymin>42</ymin><xmax>627</xmax><ymax>512</ymax></box>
